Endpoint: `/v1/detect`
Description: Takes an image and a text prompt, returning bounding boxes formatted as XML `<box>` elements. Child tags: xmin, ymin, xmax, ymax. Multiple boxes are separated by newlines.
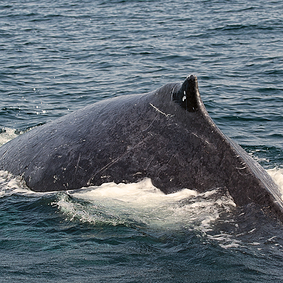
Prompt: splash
<box><xmin>0</xmin><ymin>170</ymin><xmax>30</xmax><ymax>197</ymax></box>
<box><xmin>0</xmin><ymin>127</ymin><xmax>20</xmax><ymax>146</ymax></box>
<box><xmin>55</xmin><ymin>178</ymin><xmax>236</xmax><ymax>233</ymax></box>
<box><xmin>1</xmin><ymin>168</ymin><xmax>282</xmax><ymax>249</ymax></box>
<box><xmin>1</xmin><ymin>159</ymin><xmax>282</xmax><ymax>250</ymax></box>
<box><xmin>267</xmin><ymin>168</ymin><xmax>283</xmax><ymax>197</ymax></box>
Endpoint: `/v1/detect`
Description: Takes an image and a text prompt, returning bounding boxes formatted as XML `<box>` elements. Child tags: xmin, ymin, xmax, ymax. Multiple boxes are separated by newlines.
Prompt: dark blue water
<box><xmin>1</xmin><ymin>0</ymin><xmax>283</xmax><ymax>282</ymax></box>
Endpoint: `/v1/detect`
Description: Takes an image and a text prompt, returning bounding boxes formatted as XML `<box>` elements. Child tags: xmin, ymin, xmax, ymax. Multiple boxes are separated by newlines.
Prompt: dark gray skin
<box><xmin>0</xmin><ymin>75</ymin><xmax>282</xmax><ymax>220</ymax></box>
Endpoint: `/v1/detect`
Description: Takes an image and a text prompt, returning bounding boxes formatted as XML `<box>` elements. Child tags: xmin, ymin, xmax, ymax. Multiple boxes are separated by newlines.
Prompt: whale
<box><xmin>0</xmin><ymin>75</ymin><xmax>282</xmax><ymax>220</ymax></box>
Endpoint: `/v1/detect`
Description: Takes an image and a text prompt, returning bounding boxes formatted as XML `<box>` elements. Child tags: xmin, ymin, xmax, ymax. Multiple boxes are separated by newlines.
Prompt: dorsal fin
<box><xmin>172</xmin><ymin>75</ymin><xmax>199</xmax><ymax>112</ymax></box>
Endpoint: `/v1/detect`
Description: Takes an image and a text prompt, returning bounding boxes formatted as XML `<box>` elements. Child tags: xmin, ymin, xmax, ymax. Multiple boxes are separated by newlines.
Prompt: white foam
<box><xmin>0</xmin><ymin>170</ymin><xmax>30</xmax><ymax>197</ymax></box>
<box><xmin>2</xmin><ymin>165</ymin><xmax>282</xmax><ymax>249</ymax></box>
<box><xmin>55</xmin><ymin>178</ymin><xmax>236</xmax><ymax>235</ymax></box>
<box><xmin>207</xmin><ymin>233</ymin><xmax>242</xmax><ymax>249</ymax></box>
<box><xmin>0</xmin><ymin>170</ymin><xmax>55</xmax><ymax>197</ymax></box>
<box><xmin>267</xmin><ymin>168</ymin><xmax>283</xmax><ymax>197</ymax></box>
<box><xmin>69</xmin><ymin>178</ymin><xmax>197</xmax><ymax>206</ymax></box>
<box><xmin>0</xmin><ymin>128</ymin><xmax>19</xmax><ymax>146</ymax></box>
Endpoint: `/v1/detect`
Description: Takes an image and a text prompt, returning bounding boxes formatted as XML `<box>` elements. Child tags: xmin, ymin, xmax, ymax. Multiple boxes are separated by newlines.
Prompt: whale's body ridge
<box><xmin>0</xmin><ymin>75</ymin><xmax>282</xmax><ymax>220</ymax></box>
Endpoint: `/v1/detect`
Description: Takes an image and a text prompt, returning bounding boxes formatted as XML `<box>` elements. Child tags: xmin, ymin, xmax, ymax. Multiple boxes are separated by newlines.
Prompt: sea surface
<box><xmin>0</xmin><ymin>0</ymin><xmax>283</xmax><ymax>282</ymax></box>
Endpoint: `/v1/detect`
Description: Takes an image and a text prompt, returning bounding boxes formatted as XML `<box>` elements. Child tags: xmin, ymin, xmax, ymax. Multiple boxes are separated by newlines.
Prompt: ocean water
<box><xmin>0</xmin><ymin>0</ymin><xmax>283</xmax><ymax>282</ymax></box>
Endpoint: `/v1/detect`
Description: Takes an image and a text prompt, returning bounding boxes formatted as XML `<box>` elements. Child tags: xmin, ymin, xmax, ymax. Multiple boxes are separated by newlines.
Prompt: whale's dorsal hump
<box><xmin>173</xmin><ymin>75</ymin><xmax>200</xmax><ymax>112</ymax></box>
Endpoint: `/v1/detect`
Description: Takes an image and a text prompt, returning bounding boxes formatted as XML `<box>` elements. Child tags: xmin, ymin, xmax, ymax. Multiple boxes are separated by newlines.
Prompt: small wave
<box><xmin>207</xmin><ymin>233</ymin><xmax>242</xmax><ymax>249</ymax></box>
<box><xmin>213</xmin><ymin>23</ymin><xmax>275</xmax><ymax>33</ymax></box>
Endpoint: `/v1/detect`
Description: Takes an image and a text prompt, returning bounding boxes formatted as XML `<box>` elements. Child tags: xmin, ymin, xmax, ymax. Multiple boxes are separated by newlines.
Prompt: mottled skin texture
<box><xmin>0</xmin><ymin>76</ymin><xmax>282</xmax><ymax>220</ymax></box>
